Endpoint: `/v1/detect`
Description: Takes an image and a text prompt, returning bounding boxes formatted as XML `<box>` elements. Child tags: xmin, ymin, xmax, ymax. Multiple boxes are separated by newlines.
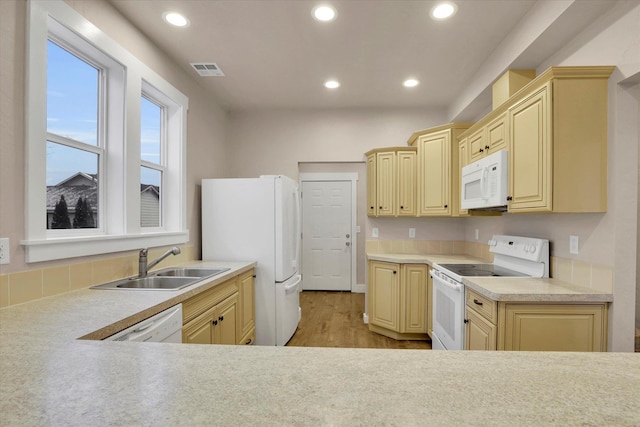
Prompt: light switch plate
<box><xmin>475</xmin><ymin>229</ymin><xmax>479</xmax><ymax>240</ymax></box>
<box><xmin>372</xmin><ymin>228</ymin><xmax>379</xmax><ymax>238</ymax></box>
<box><xmin>569</xmin><ymin>235</ymin><xmax>579</xmax><ymax>255</ymax></box>
<box><xmin>356</xmin><ymin>226</ymin><xmax>361</xmax><ymax>233</ymax></box>
<box><xmin>409</xmin><ymin>228</ymin><xmax>416</xmax><ymax>238</ymax></box>
<box><xmin>0</xmin><ymin>238</ymin><xmax>9</xmax><ymax>265</ymax></box>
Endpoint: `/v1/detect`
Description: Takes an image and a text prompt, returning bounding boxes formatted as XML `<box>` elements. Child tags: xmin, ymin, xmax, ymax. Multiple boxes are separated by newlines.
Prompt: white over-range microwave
<box><xmin>461</xmin><ymin>150</ymin><xmax>508</xmax><ymax>211</ymax></box>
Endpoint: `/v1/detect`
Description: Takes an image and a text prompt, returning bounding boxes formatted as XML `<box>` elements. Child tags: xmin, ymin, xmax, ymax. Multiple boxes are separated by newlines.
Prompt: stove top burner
<box><xmin>437</xmin><ymin>263</ymin><xmax>526</xmax><ymax>278</ymax></box>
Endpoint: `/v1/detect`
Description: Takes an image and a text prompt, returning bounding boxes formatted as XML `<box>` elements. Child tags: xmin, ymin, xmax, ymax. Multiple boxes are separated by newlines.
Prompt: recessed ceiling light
<box><xmin>312</xmin><ymin>5</ymin><xmax>337</xmax><ymax>22</ymax></box>
<box><xmin>403</xmin><ymin>79</ymin><xmax>420</xmax><ymax>88</ymax></box>
<box><xmin>430</xmin><ymin>2</ymin><xmax>458</xmax><ymax>21</ymax></box>
<box><xmin>162</xmin><ymin>11</ymin><xmax>190</xmax><ymax>27</ymax></box>
<box><xmin>324</xmin><ymin>80</ymin><xmax>340</xmax><ymax>89</ymax></box>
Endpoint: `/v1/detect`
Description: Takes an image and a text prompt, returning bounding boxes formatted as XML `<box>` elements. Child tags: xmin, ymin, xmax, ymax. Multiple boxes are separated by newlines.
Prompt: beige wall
<box><xmin>226</xmin><ymin>108</ymin><xmax>447</xmax><ymax>180</ymax></box>
<box><xmin>0</xmin><ymin>0</ymin><xmax>228</xmax><ymax>274</ymax></box>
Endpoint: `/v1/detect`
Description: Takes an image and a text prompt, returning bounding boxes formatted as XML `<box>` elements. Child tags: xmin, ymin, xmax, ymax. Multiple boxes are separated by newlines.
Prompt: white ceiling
<box><xmin>108</xmin><ymin>0</ymin><xmax>611</xmax><ymax>116</ymax></box>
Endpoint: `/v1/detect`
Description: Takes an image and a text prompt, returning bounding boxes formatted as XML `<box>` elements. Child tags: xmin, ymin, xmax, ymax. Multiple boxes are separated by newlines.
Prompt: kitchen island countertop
<box><xmin>1</xmin><ymin>260</ymin><xmax>637</xmax><ymax>426</ymax></box>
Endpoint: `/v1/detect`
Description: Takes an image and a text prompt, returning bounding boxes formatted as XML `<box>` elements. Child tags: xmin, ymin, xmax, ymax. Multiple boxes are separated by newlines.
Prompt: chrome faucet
<box><xmin>138</xmin><ymin>247</ymin><xmax>181</xmax><ymax>277</ymax></box>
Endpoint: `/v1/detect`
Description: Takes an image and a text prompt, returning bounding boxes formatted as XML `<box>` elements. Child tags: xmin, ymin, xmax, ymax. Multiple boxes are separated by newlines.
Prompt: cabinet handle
<box><xmin>485</xmin><ymin>145</ymin><xmax>490</xmax><ymax>150</ymax></box>
<box><xmin>464</xmin><ymin>319</ymin><xmax>469</xmax><ymax>324</ymax></box>
<box><xmin>473</xmin><ymin>299</ymin><xmax>483</xmax><ymax>306</ymax></box>
<box><xmin>479</xmin><ymin>148</ymin><xmax>484</xmax><ymax>153</ymax></box>
<box><xmin>400</xmin><ymin>205</ymin><xmax>404</xmax><ymax>209</ymax></box>
<box><xmin>393</xmin><ymin>270</ymin><xmax>397</xmax><ymax>275</ymax></box>
<box><xmin>506</xmin><ymin>196</ymin><xmax>513</xmax><ymax>201</ymax></box>
<box><xmin>219</xmin><ymin>316</ymin><xmax>224</xmax><ymax>322</ymax></box>
<box><xmin>212</xmin><ymin>320</ymin><xmax>218</xmax><ymax>325</ymax></box>
<box><xmin>379</xmin><ymin>206</ymin><xmax>382</xmax><ymax>209</ymax></box>
<box><xmin>370</xmin><ymin>206</ymin><xmax>374</xmax><ymax>209</ymax></box>
<box><xmin>444</xmin><ymin>204</ymin><xmax>448</xmax><ymax>208</ymax></box>
<box><xmin>245</xmin><ymin>338</ymin><xmax>253</xmax><ymax>345</ymax></box>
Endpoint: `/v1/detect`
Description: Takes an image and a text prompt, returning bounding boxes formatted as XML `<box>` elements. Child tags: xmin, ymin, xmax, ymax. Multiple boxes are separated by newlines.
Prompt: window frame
<box><xmin>23</xmin><ymin>0</ymin><xmax>189</xmax><ymax>263</ymax></box>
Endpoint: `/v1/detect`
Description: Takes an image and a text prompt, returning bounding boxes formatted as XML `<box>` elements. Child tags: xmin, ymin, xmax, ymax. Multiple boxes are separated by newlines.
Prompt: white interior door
<box><xmin>302</xmin><ymin>181</ymin><xmax>352</xmax><ymax>291</ymax></box>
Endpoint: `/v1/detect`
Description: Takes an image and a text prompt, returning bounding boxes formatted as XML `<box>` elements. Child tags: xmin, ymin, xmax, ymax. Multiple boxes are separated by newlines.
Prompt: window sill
<box><xmin>21</xmin><ymin>231</ymin><xmax>189</xmax><ymax>263</ymax></box>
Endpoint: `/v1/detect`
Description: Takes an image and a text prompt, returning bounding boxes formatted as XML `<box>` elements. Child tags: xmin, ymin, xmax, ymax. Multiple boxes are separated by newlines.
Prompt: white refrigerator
<box><xmin>201</xmin><ymin>176</ymin><xmax>302</xmax><ymax>346</ymax></box>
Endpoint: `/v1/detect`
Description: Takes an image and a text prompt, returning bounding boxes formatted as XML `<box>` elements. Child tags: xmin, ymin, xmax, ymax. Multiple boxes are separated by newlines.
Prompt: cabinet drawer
<box><xmin>466</xmin><ymin>289</ymin><xmax>497</xmax><ymax>324</ymax></box>
<box><xmin>240</xmin><ymin>327</ymin><xmax>255</xmax><ymax>345</ymax></box>
<box><xmin>183</xmin><ymin>277</ymin><xmax>239</xmax><ymax>324</ymax></box>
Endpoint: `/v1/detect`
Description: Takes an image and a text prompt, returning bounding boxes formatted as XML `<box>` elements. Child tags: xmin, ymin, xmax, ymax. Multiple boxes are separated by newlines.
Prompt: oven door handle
<box><xmin>432</xmin><ymin>272</ymin><xmax>464</xmax><ymax>293</ymax></box>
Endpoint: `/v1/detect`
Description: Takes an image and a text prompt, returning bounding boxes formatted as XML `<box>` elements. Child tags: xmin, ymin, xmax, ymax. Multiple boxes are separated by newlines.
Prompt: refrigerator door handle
<box><xmin>284</xmin><ymin>275</ymin><xmax>302</xmax><ymax>295</ymax></box>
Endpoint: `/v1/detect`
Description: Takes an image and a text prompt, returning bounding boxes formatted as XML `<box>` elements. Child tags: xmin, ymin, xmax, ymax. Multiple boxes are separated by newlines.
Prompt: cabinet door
<box><xmin>418</xmin><ymin>131</ymin><xmax>451</xmax><ymax>216</ymax></box>
<box><xmin>486</xmin><ymin>112</ymin><xmax>507</xmax><ymax>154</ymax></box>
<box><xmin>376</xmin><ymin>152</ymin><xmax>396</xmax><ymax>216</ymax></box>
<box><xmin>397</xmin><ymin>151</ymin><xmax>417</xmax><ymax>216</ymax></box>
<box><xmin>458</xmin><ymin>139</ymin><xmax>469</xmax><ymax>217</ymax></box>
<box><xmin>465</xmin><ymin>307</ymin><xmax>497</xmax><ymax>351</ymax></box>
<box><xmin>427</xmin><ymin>268</ymin><xmax>433</xmax><ymax>337</ymax></box>
<box><xmin>366</xmin><ymin>153</ymin><xmax>377</xmax><ymax>216</ymax></box>
<box><xmin>214</xmin><ymin>294</ymin><xmax>238</xmax><ymax>345</ymax></box>
<box><xmin>508</xmin><ymin>84</ymin><xmax>552</xmax><ymax>212</ymax></box>
<box><xmin>238</xmin><ymin>270</ymin><xmax>255</xmax><ymax>342</ymax></box>
<box><xmin>400</xmin><ymin>264</ymin><xmax>427</xmax><ymax>333</ymax></box>
<box><xmin>500</xmin><ymin>303</ymin><xmax>607</xmax><ymax>352</ymax></box>
<box><xmin>368</xmin><ymin>261</ymin><xmax>399</xmax><ymax>331</ymax></box>
<box><xmin>183</xmin><ymin>306</ymin><xmax>216</xmax><ymax>345</ymax></box>
<box><xmin>468</xmin><ymin>128</ymin><xmax>486</xmax><ymax>163</ymax></box>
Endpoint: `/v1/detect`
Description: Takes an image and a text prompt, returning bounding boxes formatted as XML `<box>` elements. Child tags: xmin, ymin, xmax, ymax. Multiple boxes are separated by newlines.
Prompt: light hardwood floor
<box><xmin>286</xmin><ymin>291</ymin><xmax>432</xmax><ymax>349</ymax></box>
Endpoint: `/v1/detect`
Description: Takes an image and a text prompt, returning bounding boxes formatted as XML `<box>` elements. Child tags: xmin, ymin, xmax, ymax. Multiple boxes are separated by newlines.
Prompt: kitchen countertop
<box><xmin>367</xmin><ymin>252</ymin><xmax>613</xmax><ymax>303</ymax></box>
<box><xmin>2</xmin><ymin>260</ymin><xmax>637</xmax><ymax>426</ymax></box>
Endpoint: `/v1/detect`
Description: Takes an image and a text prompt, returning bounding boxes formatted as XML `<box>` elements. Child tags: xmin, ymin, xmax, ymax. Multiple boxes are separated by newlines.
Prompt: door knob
<box><xmin>346</xmin><ymin>242</ymin><xmax>350</xmax><ymax>246</ymax></box>
<box><xmin>346</xmin><ymin>234</ymin><xmax>350</xmax><ymax>238</ymax></box>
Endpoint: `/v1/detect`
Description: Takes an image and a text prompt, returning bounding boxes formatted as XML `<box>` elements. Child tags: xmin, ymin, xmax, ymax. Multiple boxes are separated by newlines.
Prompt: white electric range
<box><xmin>430</xmin><ymin>235</ymin><xmax>550</xmax><ymax>350</ymax></box>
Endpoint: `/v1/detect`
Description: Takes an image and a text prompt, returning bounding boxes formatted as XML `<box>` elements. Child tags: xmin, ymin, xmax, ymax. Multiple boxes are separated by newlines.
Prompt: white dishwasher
<box><xmin>105</xmin><ymin>304</ymin><xmax>183</xmax><ymax>343</ymax></box>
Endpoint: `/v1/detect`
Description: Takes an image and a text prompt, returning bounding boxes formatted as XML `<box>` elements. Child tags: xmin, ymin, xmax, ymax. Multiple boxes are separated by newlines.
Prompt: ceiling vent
<box><xmin>190</xmin><ymin>63</ymin><xmax>224</xmax><ymax>77</ymax></box>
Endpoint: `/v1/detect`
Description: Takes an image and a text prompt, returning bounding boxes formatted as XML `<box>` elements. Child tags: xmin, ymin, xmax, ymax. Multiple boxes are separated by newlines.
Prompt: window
<box><xmin>46</xmin><ymin>40</ymin><xmax>101</xmax><ymax>231</ymax></box>
<box><xmin>24</xmin><ymin>1</ymin><xmax>189</xmax><ymax>262</ymax></box>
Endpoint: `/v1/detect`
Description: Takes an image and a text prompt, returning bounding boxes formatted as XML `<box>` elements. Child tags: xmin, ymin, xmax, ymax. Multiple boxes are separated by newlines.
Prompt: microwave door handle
<box><xmin>480</xmin><ymin>166</ymin><xmax>489</xmax><ymax>200</ymax></box>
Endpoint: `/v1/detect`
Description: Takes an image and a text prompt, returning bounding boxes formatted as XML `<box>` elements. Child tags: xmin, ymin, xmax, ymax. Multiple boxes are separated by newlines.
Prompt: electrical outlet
<box><xmin>409</xmin><ymin>228</ymin><xmax>416</xmax><ymax>239</ymax></box>
<box><xmin>372</xmin><ymin>228</ymin><xmax>379</xmax><ymax>238</ymax></box>
<box><xmin>570</xmin><ymin>235</ymin><xmax>579</xmax><ymax>255</ymax></box>
<box><xmin>475</xmin><ymin>229</ymin><xmax>479</xmax><ymax>240</ymax></box>
<box><xmin>0</xmin><ymin>238</ymin><xmax>9</xmax><ymax>265</ymax></box>
<box><xmin>356</xmin><ymin>226</ymin><xmax>361</xmax><ymax>233</ymax></box>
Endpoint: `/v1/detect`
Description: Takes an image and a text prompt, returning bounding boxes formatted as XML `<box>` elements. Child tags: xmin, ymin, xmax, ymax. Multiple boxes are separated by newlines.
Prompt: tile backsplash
<box><xmin>366</xmin><ymin>239</ymin><xmax>614</xmax><ymax>293</ymax></box>
<box><xmin>0</xmin><ymin>245</ymin><xmax>195</xmax><ymax>308</ymax></box>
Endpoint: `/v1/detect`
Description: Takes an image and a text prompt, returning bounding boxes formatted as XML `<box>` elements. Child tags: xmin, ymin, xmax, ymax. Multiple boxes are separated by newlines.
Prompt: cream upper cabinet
<box><xmin>368</xmin><ymin>260</ymin><xmax>429</xmax><ymax>341</ymax></box>
<box><xmin>376</xmin><ymin>151</ymin><xmax>396</xmax><ymax>216</ymax></box>
<box><xmin>397</xmin><ymin>150</ymin><xmax>417</xmax><ymax>216</ymax></box>
<box><xmin>508</xmin><ymin>84</ymin><xmax>551</xmax><ymax>211</ymax></box>
<box><xmin>366</xmin><ymin>153</ymin><xmax>377</xmax><ymax>216</ymax></box>
<box><xmin>468</xmin><ymin>113</ymin><xmax>508</xmax><ymax>163</ymax></box>
<box><xmin>508</xmin><ymin>68</ymin><xmax>612</xmax><ymax>213</ymax></box>
<box><xmin>418</xmin><ymin>130</ymin><xmax>451</xmax><ymax>216</ymax></box>
<box><xmin>365</xmin><ymin>147</ymin><xmax>417</xmax><ymax>217</ymax></box>
<box><xmin>410</xmin><ymin>124</ymin><xmax>471</xmax><ymax>217</ymax></box>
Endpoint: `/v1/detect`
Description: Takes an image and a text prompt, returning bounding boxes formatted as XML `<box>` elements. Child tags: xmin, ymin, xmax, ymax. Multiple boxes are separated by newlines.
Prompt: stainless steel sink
<box><xmin>152</xmin><ymin>267</ymin><xmax>230</xmax><ymax>278</ymax></box>
<box><xmin>90</xmin><ymin>267</ymin><xmax>231</xmax><ymax>290</ymax></box>
<box><xmin>91</xmin><ymin>276</ymin><xmax>198</xmax><ymax>290</ymax></box>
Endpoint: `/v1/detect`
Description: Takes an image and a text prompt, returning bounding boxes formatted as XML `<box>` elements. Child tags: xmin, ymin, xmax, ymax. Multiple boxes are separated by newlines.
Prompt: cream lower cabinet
<box><xmin>465</xmin><ymin>289</ymin><xmax>608</xmax><ymax>352</ymax></box>
<box><xmin>368</xmin><ymin>261</ymin><xmax>429</xmax><ymax>340</ymax></box>
<box><xmin>183</xmin><ymin>293</ymin><xmax>238</xmax><ymax>345</ymax></box>
<box><xmin>182</xmin><ymin>268</ymin><xmax>255</xmax><ymax>345</ymax></box>
<box><xmin>238</xmin><ymin>269</ymin><xmax>256</xmax><ymax>345</ymax></box>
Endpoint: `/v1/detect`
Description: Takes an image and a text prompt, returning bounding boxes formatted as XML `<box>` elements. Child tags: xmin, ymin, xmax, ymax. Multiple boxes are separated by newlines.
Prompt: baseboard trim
<box><xmin>352</xmin><ymin>283</ymin><xmax>366</xmax><ymax>293</ymax></box>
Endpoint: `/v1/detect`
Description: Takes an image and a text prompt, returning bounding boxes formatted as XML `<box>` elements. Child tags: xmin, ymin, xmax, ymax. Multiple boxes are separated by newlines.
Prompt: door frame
<box><xmin>299</xmin><ymin>173</ymin><xmax>358</xmax><ymax>292</ymax></box>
